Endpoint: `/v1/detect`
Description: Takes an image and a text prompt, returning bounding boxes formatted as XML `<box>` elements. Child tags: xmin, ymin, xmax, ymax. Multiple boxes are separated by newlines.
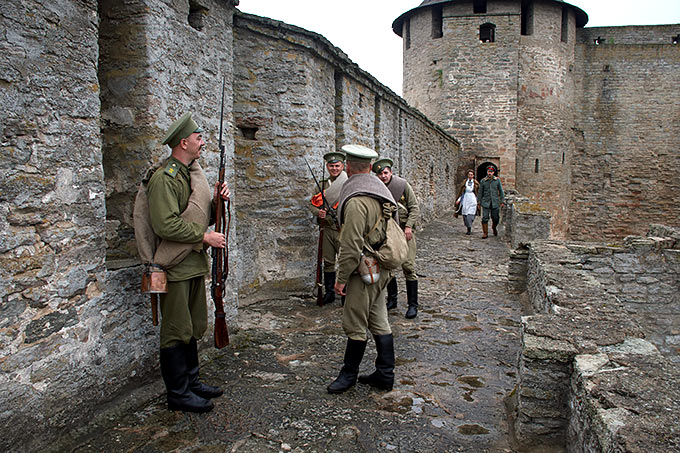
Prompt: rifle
<box><xmin>211</xmin><ymin>78</ymin><xmax>230</xmax><ymax>349</ymax></box>
<box><xmin>313</xmin><ymin>162</ymin><xmax>325</xmax><ymax>306</ymax></box>
<box><xmin>304</xmin><ymin>157</ymin><xmax>339</xmax><ymax>228</ymax></box>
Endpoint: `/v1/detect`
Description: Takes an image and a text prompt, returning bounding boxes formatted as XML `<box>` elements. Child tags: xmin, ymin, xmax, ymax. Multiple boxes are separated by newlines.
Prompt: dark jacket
<box><xmin>478</xmin><ymin>176</ymin><xmax>505</xmax><ymax>209</ymax></box>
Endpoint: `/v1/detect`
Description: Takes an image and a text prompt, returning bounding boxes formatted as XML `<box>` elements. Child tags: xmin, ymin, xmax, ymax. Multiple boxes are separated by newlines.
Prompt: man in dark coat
<box><xmin>477</xmin><ymin>165</ymin><xmax>505</xmax><ymax>239</ymax></box>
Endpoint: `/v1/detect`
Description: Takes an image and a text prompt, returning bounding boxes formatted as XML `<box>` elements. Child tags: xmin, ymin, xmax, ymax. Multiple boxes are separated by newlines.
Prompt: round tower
<box><xmin>394</xmin><ymin>0</ymin><xmax>587</xmax><ymax>237</ymax></box>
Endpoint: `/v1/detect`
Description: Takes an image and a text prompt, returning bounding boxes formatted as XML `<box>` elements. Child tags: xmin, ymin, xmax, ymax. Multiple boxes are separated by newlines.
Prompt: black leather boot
<box><xmin>358</xmin><ymin>334</ymin><xmax>395</xmax><ymax>391</ymax></box>
<box><xmin>323</xmin><ymin>271</ymin><xmax>336</xmax><ymax>305</ymax></box>
<box><xmin>386</xmin><ymin>277</ymin><xmax>398</xmax><ymax>310</ymax></box>
<box><xmin>160</xmin><ymin>345</ymin><xmax>214</xmax><ymax>413</ymax></box>
<box><xmin>327</xmin><ymin>339</ymin><xmax>367</xmax><ymax>394</ymax></box>
<box><xmin>186</xmin><ymin>338</ymin><xmax>223</xmax><ymax>399</ymax></box>
<box><xmin>492</xmin><ymin>221</ymin><xmax>498</xmax><ymax>236</ymax></box>
<box><xmin>405</xmin><ymin>280</ymin><xmax>418</xmax><ymax>319</ymax></box>
<box><xmin>466</xmin><ymin>226</ymin><xmax>471</xmax><ymax>235</ymax></box>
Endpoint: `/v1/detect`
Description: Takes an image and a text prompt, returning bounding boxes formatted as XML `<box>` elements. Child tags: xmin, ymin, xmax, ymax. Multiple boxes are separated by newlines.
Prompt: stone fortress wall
<box><xmin>397</xmin><ymin>0</ymin><xmax>680</xmax><ymax>240</ymax></box>
<box><xmin>506</xmin><ymin>223</ymin><xmax>680</xmax><ymax>451</ymax></box>
<box><xmin>231</xmin><ymin>13</ymin><xmax>459</xmax><ymax>300</ymax></box>
<box><xmin>1</xmin><ymin>0</ymin><xmax>239</xmax><ymax>450</ymax></box>
<box><xmin>1</xmin><ymin>0</ymin><xmax>678</xmax><ymax>450</ymax></box>
<box><xmin>0</xmin><ymin>1</ymin><xmax>458</xmax><ymax>450</ymax></box>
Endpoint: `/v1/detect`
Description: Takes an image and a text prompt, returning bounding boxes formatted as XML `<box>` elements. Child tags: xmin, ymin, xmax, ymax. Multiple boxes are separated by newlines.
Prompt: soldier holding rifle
<box><xmin>146</xmin><ymin>112</ymin><xmax>230</xmax><ymax>413</ymax></box>
<box><xmin>309</xmin><ymin>152</ymin><xmax>347</xmax><ymax>305</ymax></box>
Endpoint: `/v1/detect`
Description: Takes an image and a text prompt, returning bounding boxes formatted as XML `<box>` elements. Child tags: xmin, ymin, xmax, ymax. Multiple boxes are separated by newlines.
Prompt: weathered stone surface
<box><xmin>233</xmin><ymin>13</ymin><xmax>460</xmax><ymax>299</ymax></box>
<box><xmin>569</xmin><ymin>349</ymin><xmax>680</xmax><ymax>452</ymax></box>
<box><xmin>47</xmin><ymin>213</ymin><xmax>523</xmax><ymax>453</ymax></box>
<box><xmin>400</xmin><ymin>2</ymin><xmax>680</xmax><ymax>240</ymax></box>
<box><xmin>514</xmin><ymin>226</ymin><xmax>680</xmax><ymax>446</ymax></box>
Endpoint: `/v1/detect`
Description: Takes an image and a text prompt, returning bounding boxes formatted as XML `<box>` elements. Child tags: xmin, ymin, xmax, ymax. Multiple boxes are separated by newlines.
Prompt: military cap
<box><xmin>341</xmin><ymin>144</ymin><xmax>378</xmax><ymax>162</ymax></box>
<box><xmin>324</xmin><ymin>152</ymin><xmax>346</xmax><ymax>163</ymax></box>
<box><xmin>162</xmin><ymin>112</ymin><xmax>204</xmax><ymax>148</ymax></box>
<box><xmin>372</xmin><ymin>158</ymin><xmax>394</xmax><ymax>174</ymax></box>
<box><xmin>486</xmin><ymin>166</ymin><xmax>496</xmax><ymax>172</ymax></box>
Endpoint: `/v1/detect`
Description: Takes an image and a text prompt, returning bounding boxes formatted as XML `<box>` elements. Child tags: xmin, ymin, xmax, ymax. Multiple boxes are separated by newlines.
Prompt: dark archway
<box><xmin>477</xmin><ymin>162</ymin><xmax>498</xmax><ymax>181</ymax></box>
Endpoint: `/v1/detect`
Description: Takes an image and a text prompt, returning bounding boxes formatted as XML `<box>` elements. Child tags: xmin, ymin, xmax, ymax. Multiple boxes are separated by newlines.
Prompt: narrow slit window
<box><xmin>404</xmin><ymin>18</ymin><xmax>411</xmax><ymax>49</ymax></box>
<box><xmin>473</xmin><ymin>0</ymin><xmax>487</xmax><ymax>14</ymax></box>
<box><xmin>534</xmin><ymin>159</ymin><xmax>540</xmax><ymax>173</ymax></box>
<box><xmin>480</xmin><ymin>23</ymin><xmax>495</xmax><ymax>43</ymax></box>
<box><xmin>432</xmin><ymin>6</ymin><xmax>443</xmax><ymax>39</ymax></box>
<box><xmin>561</xmin><ymin>6</ymin><xmax>569</xmax><ymax>42</ymax></box>
<box><xmin>521</xmin><ymin>1</ymin><xmax>533</xmax><ymax>36</ymax></box>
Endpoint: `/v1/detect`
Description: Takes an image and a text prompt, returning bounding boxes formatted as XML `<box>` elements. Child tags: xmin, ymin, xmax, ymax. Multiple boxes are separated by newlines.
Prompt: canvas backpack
<box><xmin>363</xmin><ymin>203</ymin><xmax>409</xmax><ymax>270</ymax></box>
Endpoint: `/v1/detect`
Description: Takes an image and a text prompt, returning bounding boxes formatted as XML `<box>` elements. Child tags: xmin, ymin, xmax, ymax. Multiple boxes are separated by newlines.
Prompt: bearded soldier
<box><xmin>372</xmin><ymin>158</ymin><xmax>421</xmax><ymax>319</ymax></box>
<box><xmin>309</xmin><ymin>152</ymin><xmax>348</xmax><ymax>304</ymax></box>
<box><xmin>327</xmin><ymin>144</ymin><xmax>397</xmax><ymax>394</ymax></box>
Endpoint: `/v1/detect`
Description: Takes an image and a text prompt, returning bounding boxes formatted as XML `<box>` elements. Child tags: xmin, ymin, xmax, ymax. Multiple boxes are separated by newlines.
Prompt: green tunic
<box><xmin>478</xmin><ymin>176</ymin><xmax>505</xmax><ymax>209</ymax></box>
<box><xmin>147</xmin><ymin>157</ymin><xmax>209</xmax><ymax>281</ymax></box>
<box><xmin>146</xmin><ymin>157</ymin><xmax>211</xmax><ymax>348</ymax></box>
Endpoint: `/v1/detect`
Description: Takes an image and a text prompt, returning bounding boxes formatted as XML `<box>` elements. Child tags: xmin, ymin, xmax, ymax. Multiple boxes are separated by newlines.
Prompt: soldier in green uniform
<box><xmin>309</xmin><ymin>152</ymin><xmax>347</xmax><ymax>304</ymax></box>
<box><xmin>146</xmin><ymin>112</ymin><xmax>230</xmax><ymax>413</ymax></box>
<box><xmin>327</xmin><ymin>144</ymin><xmax>397</xmax><ymax>394</ymax></box>
<box><xmin>372</xmin><ymin>158</ymin><xmax>421</xmax><ymax>319</ymax></box>
<box><xmin>478</xmin><ymin>165</ymin><xmax>505</xmax><ymax>239</ymax></box>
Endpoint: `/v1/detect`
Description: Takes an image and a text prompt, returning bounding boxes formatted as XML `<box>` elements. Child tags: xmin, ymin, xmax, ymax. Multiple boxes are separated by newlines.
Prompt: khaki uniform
<box><xmin>147</xmin><ymin>157</ymin><xmax>210</xmax><ymax>349</ymax></box>
<box><xmin>336</xmin><ymin>196</ymin><xmax>392</xmax><ymax>340</ymax></box>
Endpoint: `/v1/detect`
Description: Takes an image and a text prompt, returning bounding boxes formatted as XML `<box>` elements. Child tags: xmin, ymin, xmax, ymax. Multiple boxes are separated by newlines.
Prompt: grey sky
<box><xmin>237</xmin><ymin>1</ymin><xmax>680</xmax><ymax>95</ymax></box>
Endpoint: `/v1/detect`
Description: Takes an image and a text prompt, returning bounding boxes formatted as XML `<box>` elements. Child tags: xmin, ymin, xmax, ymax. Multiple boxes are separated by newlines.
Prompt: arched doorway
<box><xmin>477</xmin><ymin>162</ymin><xmax>498</xmax><ymax>181</ymax></box>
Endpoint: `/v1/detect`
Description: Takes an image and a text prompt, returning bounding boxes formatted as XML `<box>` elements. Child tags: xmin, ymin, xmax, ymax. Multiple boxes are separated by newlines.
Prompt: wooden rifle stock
<box><xmin>211</xmin><ymin>78</ymin><xmax>230</xmax><ymax>349</ymax></box>
<box><xmin>315</xmin><ymin>226</ymin><xmax>324</xmax><ymax>306</ymax></box>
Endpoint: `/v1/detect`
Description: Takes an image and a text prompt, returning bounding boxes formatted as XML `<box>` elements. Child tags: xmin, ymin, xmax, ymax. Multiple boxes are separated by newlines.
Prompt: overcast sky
<box><xmin>236</xmin><ymin>1</ymin><xmax>680</xmax><ymax>95</ymax></box>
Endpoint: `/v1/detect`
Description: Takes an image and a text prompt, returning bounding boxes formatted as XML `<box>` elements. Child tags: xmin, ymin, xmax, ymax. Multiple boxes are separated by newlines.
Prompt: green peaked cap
<box><xmin>372</xmin><ymin>158</ymin><xmax>394</xmax><ymax>174</ymax></box>
<box><xmin>323</xmin><ymin>151</ymin><xmax>345</xmax><ymax>163</ymax></box>
<box><xmin>162</xmin><ymin>112</ymin><xmax>204</xmax><ymax>148</ymax></box>
<box><xmin>341</xmin><ymin>144</ymin><xmax>378</xmax><ymax>162</ymax></box>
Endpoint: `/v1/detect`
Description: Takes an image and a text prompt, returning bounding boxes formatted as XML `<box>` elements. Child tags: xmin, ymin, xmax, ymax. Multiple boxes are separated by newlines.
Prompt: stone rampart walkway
<box><xmin>54</xmin><ymin>214</ymin><xmax>534</xmax><ymax>453</ymax></box>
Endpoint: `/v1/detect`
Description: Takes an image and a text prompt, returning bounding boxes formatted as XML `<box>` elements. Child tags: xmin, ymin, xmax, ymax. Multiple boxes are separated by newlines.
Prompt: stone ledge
<box><xmin>569</xmin><ymin>343</ymin><xmax>680</xmax><ymax>451</ymax></box>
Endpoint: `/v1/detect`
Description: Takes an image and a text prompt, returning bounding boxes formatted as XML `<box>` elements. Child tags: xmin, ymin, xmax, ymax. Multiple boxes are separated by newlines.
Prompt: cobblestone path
<box><xmin>59</xmin><ymin>214</ymin><xmax>527</xmax><ymax>453</ymax></box>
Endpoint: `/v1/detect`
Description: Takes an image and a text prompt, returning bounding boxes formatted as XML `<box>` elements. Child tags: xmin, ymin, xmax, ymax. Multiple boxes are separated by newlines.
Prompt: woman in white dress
<box><xmin>454</xmin><ymin>170</ymin><xmax>480</xmax><ymax>235</ymax></box>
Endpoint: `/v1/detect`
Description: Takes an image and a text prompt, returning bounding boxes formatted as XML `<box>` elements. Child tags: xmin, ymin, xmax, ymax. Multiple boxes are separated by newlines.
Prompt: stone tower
<box><xmin>394</xmin><ymin>0</ymin><xmax>588</xmax><ymax>236</ymax></box>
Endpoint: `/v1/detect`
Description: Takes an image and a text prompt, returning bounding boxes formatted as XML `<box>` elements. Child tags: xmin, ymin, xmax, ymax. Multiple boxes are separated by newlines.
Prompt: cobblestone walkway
<box><xmin>59</xmin><ymin>215</ymin><xmax>528</xmax><ymax>453</ymax></box>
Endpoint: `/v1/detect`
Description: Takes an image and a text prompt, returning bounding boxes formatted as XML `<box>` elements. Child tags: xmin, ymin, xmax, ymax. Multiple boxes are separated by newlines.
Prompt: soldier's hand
<box><xmin>204</xmin><ymin>231</ymin><xmax>226</xmax><ymax>248</ymax></box>
<box><xmin>334</xmin><ymin>282</ymin><xmax>346</xmax><ymax>296</ymax></box>
<box><xmin>404</xmin><ymin>226</ymin><xmax>413</xmax><ymax>241</ymax></box>
<box><xmin>214</xmin><ymin>182</ymin><xmax>230</xmax><ymax>201</ymax></box>
<box><xmin>318</xmin><ymin>209</ymin><xmax>327</xmax><ymax>219</ymax></box>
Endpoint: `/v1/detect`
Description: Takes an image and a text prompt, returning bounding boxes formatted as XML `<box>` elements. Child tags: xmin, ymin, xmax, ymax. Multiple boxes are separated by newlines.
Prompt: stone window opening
<box><xmin>188</xmin><ymin>1</ymin><xmax>208</xmax><ymax>31</ymax></box>
<box><xmin>404</xmin><ymin>18</ymin><xmax>411</xmax><ymax>49</ymax></box>
<box><xmin>562</xmin><ymin>152</ymin><xmax>565</xmax><ymax>164</ymax></box>
<box><xmin>431</xmin><ymin>5</ymin><xmax>443</xmax><ymax>39</ymax></box>
<box><xmin>535</xmin><ymin>159</ymin><xmax>539</xmax><ymax>173</ymax></box>
<box><xmin>673</xmin><ymin>35</ymin><xmax>679</xmax><ymax>44</ymax></box>
<box><xmin>473</xmin><ymin>0</ymin><xmax>487</xmax><ymax>14</ymax></box>
<box><xmin>561</xmin><ymin>6</ymin><xmax>569</xmax><ymax>43</ymax></box>
<box><xmin>521</xmin><ymin>0</ymin><xmax>533</xmax><ymax>36</ymax></box>
<box><xmin>237</xmin><ymin>125</ymin><xmax>258</xmax><ymax>140</ymax></box>
<box><xmin>480</xmin><ymin>23</ymin><xmax>495</xmax><ymax>43</ymax></box>
<box><xmin>594</xmin><ymin>36</ymin><xmax>604</xmax><ymax>45</ymax></box>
